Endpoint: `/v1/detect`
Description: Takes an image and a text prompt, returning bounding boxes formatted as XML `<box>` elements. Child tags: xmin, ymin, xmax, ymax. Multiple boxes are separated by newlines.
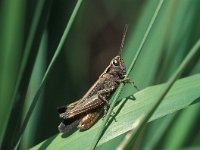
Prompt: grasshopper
<box><xmin>57</xmin><ymin>25</ymin><xmax>138</xmax><ymax>133</ymax></box>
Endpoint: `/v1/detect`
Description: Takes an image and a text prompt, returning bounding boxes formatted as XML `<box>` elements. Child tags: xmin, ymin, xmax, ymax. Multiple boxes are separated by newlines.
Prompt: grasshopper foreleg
<box><xmin>120</xmin><ymin>75</ymin><xmax>140</xmax><ymax>91</ymax></box>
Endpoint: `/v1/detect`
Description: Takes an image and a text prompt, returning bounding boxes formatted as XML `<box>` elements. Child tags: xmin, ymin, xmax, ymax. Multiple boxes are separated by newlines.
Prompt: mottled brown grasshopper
<box><xmin>57</xmin><ymin>25</ymin><xmax>139</xmax><ymax>133</ymax></box>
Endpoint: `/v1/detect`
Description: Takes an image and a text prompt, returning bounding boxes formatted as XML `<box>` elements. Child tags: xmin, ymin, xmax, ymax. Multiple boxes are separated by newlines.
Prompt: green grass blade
<box><xmin>143</xmin><ymin>114</ymin><xmax>176</xmax><ymax>149</ymax></box>
<box><xmin>118</xmin><ymin>39</ymin><xmax>200</xmax><ymax>149</ymax></box>
<box><xmin>10</xmin><ymin>0</ymin><xmax>83</xmax><ymax>149</ymax></box>
<box><xmin>31</xmin><ymin>73</ymin><xmax>200</xmax><ymax>150</ymax></box>
<box><xmin>20</xmin><ymin>31</ymin><xmax>47</xmax><ymax>150</ymax></box>
<box><xmin>163</xmin><ymin>103</ymin><xmax>200</xmax><ymax>149</ymax></box>
<box><xmin>0</xmin><ymin>0</ymin><xmax>25</xmax><ymax>146</ymax></box>
<box><xmin>15</xmin><ymin>0</ymin><xmax>45</xmax><ymax>91</ymax></box>
<box><xmin>89</xmin><ymin>0</ymin><xmax>165</xmax><ymax>149</ymax></box>
<box><xmin>126</xmin><ymin>0</ymin><xmax>164</xmax><ymax>75</ymax></box>
<box><xmin>1</xmin><ymin>0</ymin><xmax>46</xmax><ymax>148</ymax></box>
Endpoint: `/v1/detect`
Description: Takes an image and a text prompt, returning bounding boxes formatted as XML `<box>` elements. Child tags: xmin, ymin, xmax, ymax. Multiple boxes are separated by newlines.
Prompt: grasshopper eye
<box><xmin>112</xmin><ymin>59</ymin><xmax>119</xmax><ymax>66</ymax></box>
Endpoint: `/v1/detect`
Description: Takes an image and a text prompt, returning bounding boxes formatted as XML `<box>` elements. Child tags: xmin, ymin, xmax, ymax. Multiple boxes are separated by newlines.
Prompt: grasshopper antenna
<box><xmin>119</xmin><ymin>25</ymin><xmax>140</xmax><ymax>91</ymax></box>
<box><xmin>119</xmin><ymin>24</ymin><xmax>128</xmax><ymax>56</ymax></box>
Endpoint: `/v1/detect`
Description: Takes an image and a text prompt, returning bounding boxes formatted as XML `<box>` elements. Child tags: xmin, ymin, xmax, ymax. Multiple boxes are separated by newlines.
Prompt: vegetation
<box><xmin>0</xmin><ymin>0</ymin><xmax>199</xmax><ymax>149</ymax></box>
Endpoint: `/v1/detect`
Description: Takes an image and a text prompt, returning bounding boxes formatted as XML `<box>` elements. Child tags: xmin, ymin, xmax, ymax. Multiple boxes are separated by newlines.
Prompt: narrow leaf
<box><xmin>31</xmin><ymin>73</ymin><xmax>200</xmax><ymax>150</ymax></box>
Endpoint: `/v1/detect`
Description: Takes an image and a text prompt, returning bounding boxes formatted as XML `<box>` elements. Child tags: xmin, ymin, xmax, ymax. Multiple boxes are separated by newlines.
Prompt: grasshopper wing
<box><xmin>59</xmin><ymin>95</ymin><xmax>104</xmax><ymax>119</ymax></box>
<box><xmin>57</xmin><ymin>98</ymin><xmax>83</xmax><ymax>114</ymax></box>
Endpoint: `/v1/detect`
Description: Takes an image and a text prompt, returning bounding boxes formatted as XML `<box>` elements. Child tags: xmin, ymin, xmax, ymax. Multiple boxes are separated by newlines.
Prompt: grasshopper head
<box><xmin>108</xmin><ymin>55</ymin><xmax>126</xmax><ymax>79</ymax></box>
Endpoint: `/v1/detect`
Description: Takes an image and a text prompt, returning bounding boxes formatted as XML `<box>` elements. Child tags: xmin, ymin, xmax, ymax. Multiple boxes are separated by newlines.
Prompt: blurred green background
<box><xmin>0</xmin><ymin>0</ymin><xmax>200</xmax><ymax>149</ymax></box>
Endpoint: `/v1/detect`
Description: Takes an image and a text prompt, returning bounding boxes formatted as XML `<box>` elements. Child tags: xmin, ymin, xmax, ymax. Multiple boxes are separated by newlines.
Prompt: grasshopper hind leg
<box><xmin>78</xmin><ymin>109</ymin><xmax>104</xmax><ymax>130</ymax></box>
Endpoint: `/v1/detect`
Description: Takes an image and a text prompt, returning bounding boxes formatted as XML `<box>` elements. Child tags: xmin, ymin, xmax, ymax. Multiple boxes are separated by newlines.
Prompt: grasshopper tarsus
<box><xmin>120</xmin><ymin>76</ymin><xmax>140</xmax><ymax>91</ymax></box>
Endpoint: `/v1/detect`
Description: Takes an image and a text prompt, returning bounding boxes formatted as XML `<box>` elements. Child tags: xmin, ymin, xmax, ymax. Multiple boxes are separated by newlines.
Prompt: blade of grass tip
<box><xmin>118</xmin><ymin>39</ymin><xmax>200</xmax><ymax>150</ymax></box>
<box><xmin>1</xmin><ymin>0</ymin><xmax>45</xmax><ymax>146</ymax></box>
<box><xmin>90</xmin><ymin>0</ymin><xmax>165</xmax><ymax>149</ymax></box>
<box><xmin>11</xmin><ymin>0</ymin><xmax>83</xmax><ymax>149</ymax></box>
